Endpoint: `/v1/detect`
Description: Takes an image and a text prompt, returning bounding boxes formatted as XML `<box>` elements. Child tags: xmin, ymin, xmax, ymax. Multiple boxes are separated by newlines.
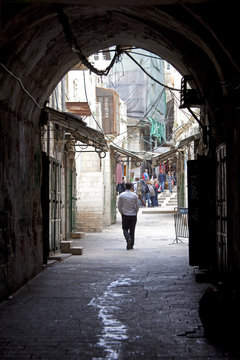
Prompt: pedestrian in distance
<box><xmin>166</xmin><ymin>171</ymin><xmax>173</xmax><ymax>193</ymax></box>
<box><xmin>158</xmin><ymin>169</ymin><xmax>166</xmax><ymax>193</ymax></box>
<box><xmin>134</xmin><ymin>177</ymin><xmax>146</xmax><ymax>207</ymax></box>
<box><xmin>138</xmin><ymin>177</ymin><xmax>149</xmax><ymax>207</ymax></box>
<box><xmin>154</xmin><ymin>178</ymin><xmax>159</xmax><ymax>206</ymax></box>
<box><xmin>148</xmin><ymin>180</ymin><xmax>156</xmax><ymax>207</ymax></box>
<box><xmin>118</xmin><ymin>182</ymin><xmax>140</xmax><ymax>250</ymax></box>
<box><xmin>133</xmin><ymin>177</ymin><xmax>139</xmax><ymax>193</ymax></box>
<box><xmin>116</xmin><ymin>177</ymin><xmax>126</xmax><ymax>194</ymax></box>
<box><xmin>145</xmin><ymin>179</ymin><xmax>151</xmax><ymax>207</ymax></box>
<box><xmin>142</xmin><ymin>168</ymin><xmax>149</xmax><ymax>181</ymax></box>
<box><xmin>172</xmin><ymin>170</ymin><xmax>177</xmax><ymax>185</ymax></box>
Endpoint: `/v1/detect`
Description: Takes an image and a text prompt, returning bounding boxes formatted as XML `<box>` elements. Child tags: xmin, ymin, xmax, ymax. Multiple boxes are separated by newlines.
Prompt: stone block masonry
<box><xmin>0</xmin><ymin>107</ymin><xmax>43</xmax><ymax>301</ymax></box>
<box><xmin>77</xmin><ymin>211</ymin><xmax>103</xmax><ymax>232</ymax></box>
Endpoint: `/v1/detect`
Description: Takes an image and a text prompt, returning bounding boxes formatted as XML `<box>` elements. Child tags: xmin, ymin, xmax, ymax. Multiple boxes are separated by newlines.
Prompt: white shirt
<box><xmin>118</xmin><ymin>190</ymin><xmax>140</xmax><ymax>216</ymax></box>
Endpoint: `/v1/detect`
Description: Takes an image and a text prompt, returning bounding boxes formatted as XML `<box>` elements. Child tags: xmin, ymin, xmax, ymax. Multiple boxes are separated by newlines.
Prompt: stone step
<box><xmin>48</xmin><ymin>253</ymin><xmax>72</xmax><ymax>261</ymax></box>
<box><xmin>142</xmin><ymin>209</ymin><xmax>177</xmax><ymax>214</ymax></box>
<box><xmin>158</xmin><ymin>191</ymin><xmax>178</xmax><ymax>208</ymax></box>
<box><xmin>70</xmin><ymin>232</ymin><xmax>85</xmax><ymax>239</ymax></box>
<box><xmin>47</xmin><ymin>259</ymin><xmax>58</xmax><ymax>267</ymax></box>
<box><xmin>70</xmin><ymin>247</ymin><xmax>83</xmax><ymax>255</ymax></box>
<box><xmin>159</xmin><ymin>195</ymin><xmax>176</xmax><ymax>199</ymax></box>
<box><xmin>60</xmin><ymin>241</ymin><xmax>71</xmax><ymax>253</ymax></box>
<box><xmin>60</xmin><ymin>241</ymin><xmax>83</xmax><ymax>256</ymax></box>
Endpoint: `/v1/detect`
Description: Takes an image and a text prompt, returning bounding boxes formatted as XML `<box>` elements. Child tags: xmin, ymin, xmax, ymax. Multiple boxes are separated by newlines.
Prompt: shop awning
<box><xmin>110</xmin><ymin>144</ymin><xmax>144</xmax><ymax>162</ymax></box>
<box><xmin>177</xmin><ymin>133</ymin><xmax>200</xmax><ymax>148</ymax></box>
<box><xmin>151</xmin><ymin>133</ymin><xmax>200</xmax><ymax>165</ymax></box>
<box><xmin>47</xmin><ymin>107</ymin><xmax>108</xmax><ymax>151</ymax></box>
<box><xmin>152</xmin><ymin>148</ymin><xmax>178</xmax><ymax>165</ymax></box>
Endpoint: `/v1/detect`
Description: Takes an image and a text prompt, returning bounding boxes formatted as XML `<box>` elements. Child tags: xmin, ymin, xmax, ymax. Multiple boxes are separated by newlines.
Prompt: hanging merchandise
<box><xmin>159</xmin><ymin>122</ymin><xmax>166</xmax><ymax>142</ymax></box>
<box><xmin>149</xmin><ymin>117</ymin><xmax>166</xmax><ymax>143</ymax></box>
<box><xmin>116</xmin><ymin>162</ymin><xmax>123</xmax><ymax>184</ymax></box>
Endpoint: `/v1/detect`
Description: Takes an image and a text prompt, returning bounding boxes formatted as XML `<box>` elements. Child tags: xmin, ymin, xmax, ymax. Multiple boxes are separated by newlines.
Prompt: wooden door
<box><xmin>49</xmin><ymin>158</ymin><xmax>62</xmax><ymax>253</ymax></box>
<box><xmin>216</xmin><ymin>144</ymin><xmax>228</xmax><ymax>274</ymax></box>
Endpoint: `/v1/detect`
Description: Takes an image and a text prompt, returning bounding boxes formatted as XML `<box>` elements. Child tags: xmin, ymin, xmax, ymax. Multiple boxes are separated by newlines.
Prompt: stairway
<box><xmin>142</xmin><ymin>186</ymin><xmax>178</xmax><ymax>214</ymax></box>
<box><xmin>158</xmin><ymin>186</ymin><xmax>178</xmax><ymax>210</ymax></box>
<box><xmin>60</xmin><ymin>232</ymin><xmax>85</xmax><ymax>255</ymax></box>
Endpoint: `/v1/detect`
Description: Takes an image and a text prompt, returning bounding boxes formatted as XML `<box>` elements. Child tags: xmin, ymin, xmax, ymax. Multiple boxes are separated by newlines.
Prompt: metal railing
<box><xmin>173</xmin><ymin>207</ymin><xmax>189</xmax><ymax>244</ymax></box>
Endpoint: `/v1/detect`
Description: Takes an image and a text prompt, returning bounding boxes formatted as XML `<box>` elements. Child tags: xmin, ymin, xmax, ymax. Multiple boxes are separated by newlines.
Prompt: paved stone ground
<box><xmin>0</xmin><ymin>209</ymin><xmax>239</xmax><ymax>359</ymax></box>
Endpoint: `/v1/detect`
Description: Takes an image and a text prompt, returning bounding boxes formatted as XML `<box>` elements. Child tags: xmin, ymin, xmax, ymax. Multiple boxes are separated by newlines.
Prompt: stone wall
<box><xmin>75</xmin><ymin>149</ymin><xmax>114</xmax><ymax>232</ymax></box>
<box><xmin>0</xmin><ymin>107</ymin><xmax>43</xmax><ymax>300</ymax></box>
<box><xmin>76</xmin><ymin>151</ymin><xmax>104</xmax><ymax>232</ymax></box>
<box><xmin>76</xmin><ymin>211</ymin><xmax>103</xmax><ymax>233</ymax></box>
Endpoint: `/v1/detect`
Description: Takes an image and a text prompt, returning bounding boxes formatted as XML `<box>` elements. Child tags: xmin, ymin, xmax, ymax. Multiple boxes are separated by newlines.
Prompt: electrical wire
<box><xmin>0</xmin><ymin>62</ymin><xmax>43</xmax><ymax>109</ymax></box>
<box><xmin>82</xmin><ymin>71</ymin><xmax>104</xmax><ymax>133</ymax></box>
<box><xmin>123</xmin><ymin>51</ymin><xmax>181</xmax><ymax>92</ymax></box>
<box><xmin>114</xmin><ymin>88</ymin><xmax>166</xmax><ymax>146</ymax></box>
<box><xmin>0</xmin><ymin>58</ymin><xmax>198</xmax><ymax>155</ymax></box>
<box><xmin>82</xmin><ymin>70</ymin><xmax>143</xmax><ymax>158</ymax></box>
<box><xmin>57</xmin><ymin>5</ymin><xmax>182</xmax><ymax>93</ymax></box>
<box><xmin>56</xmin><ymin>5</ymin><xmax>122</xmax><ymax>77</ymax></box>
<box><xmin>130</xmin><ymin>51</ymin><xmax>163</xmax><ymax>60</ymax></box>
<box><xmin>100</xmin><ymin>47</ymin><xmax>163</xmax><ymax>61</ymax></box>
<box><xmin>97</xmin><ymin>49</ymin><xmax>188</xmax><ymax>148</ymax></box>
<box><xmin>56</xmin><ymin>7</ymin><xmax>200</xmax><ymax>151</ymax></box>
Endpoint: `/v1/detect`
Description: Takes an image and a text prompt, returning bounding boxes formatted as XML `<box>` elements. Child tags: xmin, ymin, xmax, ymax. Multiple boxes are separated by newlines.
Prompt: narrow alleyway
<box><xmin>0</xmin><ymin>210</ymin><xmax>237</xmax><ymax>360</ymax></box>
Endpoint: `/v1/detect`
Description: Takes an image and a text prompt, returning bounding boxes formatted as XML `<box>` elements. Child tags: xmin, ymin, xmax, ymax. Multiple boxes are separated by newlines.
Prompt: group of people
<box><xmin>127</xmin><ymin>168</ymin><xmax>175</xmax><ymax>208</ymax></box>
<box><xmin>134</xmin><ymin>177</ymin><xmax>159</xmax><ymax>208</ymax></box>
<box><xmin>117</xmin><ymin>168</ymin><xmax>176</xmax><ymax>250</ymax></box>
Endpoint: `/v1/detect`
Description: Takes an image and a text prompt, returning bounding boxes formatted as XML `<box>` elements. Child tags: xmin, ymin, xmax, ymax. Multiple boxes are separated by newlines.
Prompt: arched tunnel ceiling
<box><xmin>1</xmin><ymin>0</ymin><xmax>239</xmax><ymax>116</ymax></box>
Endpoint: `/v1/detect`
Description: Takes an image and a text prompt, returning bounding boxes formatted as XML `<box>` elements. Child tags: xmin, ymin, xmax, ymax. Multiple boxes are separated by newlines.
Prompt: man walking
<box><xmin>118</xmin><ymin>182</ymin><xmax>140</xmax><ymax>250</ymax></box>
<box><xmin>158</xmin><ymin>169</ymin><xmax>166</xmax><ymax>193</ymax></box>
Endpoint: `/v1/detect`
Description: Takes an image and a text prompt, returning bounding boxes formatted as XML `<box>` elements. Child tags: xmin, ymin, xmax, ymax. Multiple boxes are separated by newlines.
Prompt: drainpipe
<box><xmin>126</xmin><ymin>156</ymin><xmax>129</xmax><ymax>181</ymax></box>
<box><xmin>64</xmin><ymin>152</ymin><xmax>68</xmax><ymax>240</ymax></box>
<box><xmin>129</xmin><ymin>157</ymin><xmax>131</xmax><ymax>182</ymax></box>
<box><xmin>102</xmin><ymin>155</ymin><xmax>106</xmax><ymax>215</ymax></box>
<box><xmin>47</xmin><ymin>123</ymin><xmax>50</xmax><ymax>156</ymax></box>
<box><xmin>61</xmin><ymin>78</ymin><xmax>66</xmax><ymax>112</ymax></box>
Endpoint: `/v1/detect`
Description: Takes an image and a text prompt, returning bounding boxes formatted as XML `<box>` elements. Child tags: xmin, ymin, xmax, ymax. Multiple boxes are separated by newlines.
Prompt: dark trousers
<box><xmin>121</xmin><ymin>214</ymin><xmax>137</xmax><ymax>247</ymax></box>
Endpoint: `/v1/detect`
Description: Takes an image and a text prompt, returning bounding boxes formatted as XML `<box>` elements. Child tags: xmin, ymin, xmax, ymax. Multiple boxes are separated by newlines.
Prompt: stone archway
<box><xmin>1</xmin><ymin>0</ymin><xmax>240</xmax><ymax>299</ymax></box>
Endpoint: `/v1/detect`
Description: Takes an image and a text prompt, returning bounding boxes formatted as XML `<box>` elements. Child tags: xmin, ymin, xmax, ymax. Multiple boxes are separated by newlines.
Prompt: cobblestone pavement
<box><xmin>0</xmin><ymin>210</ymin><xmax>239</xmax><ymax>359</ymax></box>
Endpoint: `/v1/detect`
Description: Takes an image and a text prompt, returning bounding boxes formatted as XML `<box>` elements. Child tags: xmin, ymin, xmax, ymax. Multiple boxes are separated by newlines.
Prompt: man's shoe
<box><xmin>126</xmin><ymin>237</ymin><xmax>131</xmax><ymax>250</ymax></box>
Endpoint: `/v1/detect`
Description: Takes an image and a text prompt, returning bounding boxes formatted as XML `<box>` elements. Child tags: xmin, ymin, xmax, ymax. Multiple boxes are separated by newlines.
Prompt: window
<box><xmin>104</xmin><ymin>97</ymin><xmax>109</xmax><ymax>117</ymax></box>
<box><xmin>102</xmin><ymin>48</ymin><xmax>111</xmax><ymax>60</ymax></box>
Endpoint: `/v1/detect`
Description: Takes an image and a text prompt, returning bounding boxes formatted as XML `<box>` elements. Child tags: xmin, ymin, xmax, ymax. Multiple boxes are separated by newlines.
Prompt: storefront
<box><xmin>41</xmin><ymin>107</ymin><xmax>108</xmax><ymax>258</ymax></box>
